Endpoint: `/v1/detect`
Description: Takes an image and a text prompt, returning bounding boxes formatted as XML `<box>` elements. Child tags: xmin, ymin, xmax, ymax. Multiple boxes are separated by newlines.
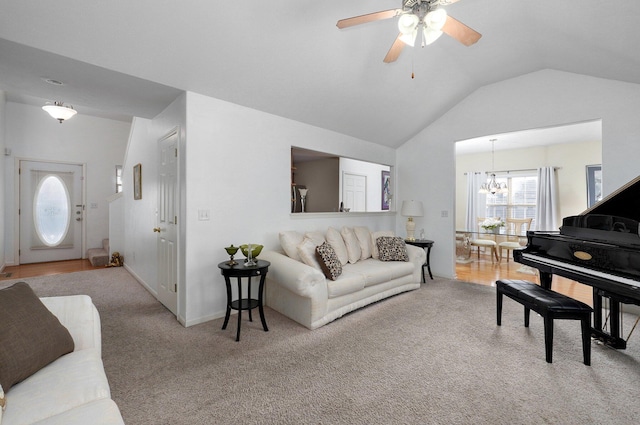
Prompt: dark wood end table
<box><xmin>218</xmin><ymin>259</ymin><xmax>270</xmax><ymax>341</ymax></box>
<box><xmin>404</xmin><ymin>239</ymin><xmax>434</xmax><ymax>282</ymax></box>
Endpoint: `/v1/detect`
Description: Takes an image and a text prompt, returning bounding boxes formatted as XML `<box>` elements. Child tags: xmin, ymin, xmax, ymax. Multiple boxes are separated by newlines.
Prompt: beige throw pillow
<box><xmin>341</xmin><ymin>226</ymin><xmax>361</xmax><ymax>264</ymax></box>
<box><xmin>279</xmin><ymin>230</ymin><xmax>304</xmax><ymax>261</ymax></box>
<box><xmin>297</xmin><ymin>237</ymin><xmax>322</xmax><ymax>270</ymax></box>
<box><xmin>326</xmin><ymin>227</ymin><xmax>348</xmax><ymax>266</ymax></box>
<box><xmin>371</xmin><ymin>230</ymin><xmax>395</xmax><ymax>259</ymax></box>
<box><xmin>354</xmin><ymin>226</ymin><xmax>372</xmax><ymax>260</ymax></box>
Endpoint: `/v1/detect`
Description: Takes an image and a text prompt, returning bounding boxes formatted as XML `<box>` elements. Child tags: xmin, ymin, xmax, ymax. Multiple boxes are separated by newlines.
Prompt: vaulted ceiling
<box><xmin>1</xmin><ymin>1</ymin><xmax>639</xmax><ymax>148</ymax></box>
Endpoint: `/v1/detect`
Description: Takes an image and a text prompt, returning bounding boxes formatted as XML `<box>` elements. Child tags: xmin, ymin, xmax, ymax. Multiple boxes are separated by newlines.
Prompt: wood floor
<box><xmin>1</xmin><ymin>254</ymin><xmax>593</xmax><ymax>305</ymax></box>
<box><xmin>1</xmin><ymin>259</ymin><xmax>103</xmax><ymax>280</ymax></box>
<box><xmin>455</xmin><ymin>253</ymin><xmax>593</xmax><ymax>305</ymax></box>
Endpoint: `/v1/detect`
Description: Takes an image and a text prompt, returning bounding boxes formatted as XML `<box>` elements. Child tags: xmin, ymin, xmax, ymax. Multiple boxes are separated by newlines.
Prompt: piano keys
<box><xmin>514</xmin><ymin>174</ymin><xmax>640</xmax><ymax>349</ymax></box>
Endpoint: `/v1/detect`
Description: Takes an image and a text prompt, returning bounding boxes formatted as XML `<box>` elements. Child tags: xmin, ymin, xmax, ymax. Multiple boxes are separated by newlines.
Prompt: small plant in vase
<box><xmin>481</xmin><ymin>218</ymin><xmax>505</xmax><ymax>234</ymax></box>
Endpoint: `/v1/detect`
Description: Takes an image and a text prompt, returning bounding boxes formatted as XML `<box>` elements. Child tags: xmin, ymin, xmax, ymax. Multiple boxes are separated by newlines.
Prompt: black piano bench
<box><xmin>496</xmin><ymin>279</ymin><xmax>593</xmax><ymax>365</ymax></box>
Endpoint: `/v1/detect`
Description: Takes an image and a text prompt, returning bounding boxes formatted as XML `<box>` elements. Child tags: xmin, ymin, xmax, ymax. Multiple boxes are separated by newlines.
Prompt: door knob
<box><xmin>153</xmin><ymin>227</ymin><xmax>161</xmax><ymax>233</ymax></box>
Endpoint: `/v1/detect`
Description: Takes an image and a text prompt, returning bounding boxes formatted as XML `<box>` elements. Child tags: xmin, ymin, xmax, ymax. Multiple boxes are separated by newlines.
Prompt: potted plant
<box><xmin>481</xmin><ymin>218</ymin><xmax>505</xmax><ymax>234</ymax></box>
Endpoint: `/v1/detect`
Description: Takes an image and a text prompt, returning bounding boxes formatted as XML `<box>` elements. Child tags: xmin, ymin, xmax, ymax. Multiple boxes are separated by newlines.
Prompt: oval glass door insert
<box><xmin>34</xmin><ymin>175</ymin><xmax>71</xmax><ymax>246</ymax></box>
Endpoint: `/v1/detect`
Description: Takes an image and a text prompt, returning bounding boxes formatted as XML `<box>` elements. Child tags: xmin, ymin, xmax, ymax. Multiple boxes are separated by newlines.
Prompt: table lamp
<box><xmin>401</xmin><ymin>200</ymin><xmax>424</xmax><ymax>241</ymax></box>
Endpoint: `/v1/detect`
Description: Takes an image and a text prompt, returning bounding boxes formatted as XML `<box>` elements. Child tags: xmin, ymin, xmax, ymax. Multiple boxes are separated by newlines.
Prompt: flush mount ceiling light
<box><xmin>42</xmin><ymin>101</ymin><xmax>77</xmax><ymax>123</ymax></box>
<box><xmin>336</xmin><ymin>0</ymin><xmax>481</xmax><ymax>63</ymax></box>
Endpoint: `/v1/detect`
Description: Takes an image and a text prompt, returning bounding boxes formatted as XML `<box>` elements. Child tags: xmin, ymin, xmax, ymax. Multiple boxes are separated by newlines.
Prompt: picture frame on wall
<box><xmin>133</xmin><ymin>163</ymin><xmax>142</xmax><ymax>200</ymax></box>
<box><xmin>381</xmin><ymin>170</ymin><xmax>391</xmax><ymax>210</ymax></box>
<box><xmin>586</xmin><ymin>164</ymin><xmax>602</xmax><ymax>208</ymax></box>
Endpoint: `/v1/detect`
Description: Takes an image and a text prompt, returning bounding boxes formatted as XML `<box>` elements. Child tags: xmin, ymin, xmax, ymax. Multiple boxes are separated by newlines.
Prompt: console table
<box><xmin>218</xmin><ymin>259</ymin><xmax>270</xmax><ymax>341</ymax></box>
<box><xmin>404</xmin><ymin>239</ymin><xmax>434</xmax><ymax>282</ymax></box>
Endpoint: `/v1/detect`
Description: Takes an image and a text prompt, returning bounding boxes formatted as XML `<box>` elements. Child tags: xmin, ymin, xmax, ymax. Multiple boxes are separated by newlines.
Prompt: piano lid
<box><xmin>581</xmin><ymin>174</ymin><xmax>640</xmax><ymax>221</ymax></box>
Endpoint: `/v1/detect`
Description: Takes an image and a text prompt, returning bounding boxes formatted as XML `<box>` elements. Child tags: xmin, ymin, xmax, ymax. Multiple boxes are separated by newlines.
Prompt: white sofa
<box><xmin>260</xmin><ymin>226</ymin><xmax>426</xmax><ymax>330</ymax></box>
<box><xmin>1</xmin><ymin>295</ymin><xmax>124</xmax><ymax>425</ymax></box>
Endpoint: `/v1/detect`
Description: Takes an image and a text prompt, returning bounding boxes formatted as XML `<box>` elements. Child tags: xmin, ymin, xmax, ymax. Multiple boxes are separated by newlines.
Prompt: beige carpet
<box><xmin>3</xmin><ymin>268</ymin><xmax>640</xmax><ymax>424</ymax></box>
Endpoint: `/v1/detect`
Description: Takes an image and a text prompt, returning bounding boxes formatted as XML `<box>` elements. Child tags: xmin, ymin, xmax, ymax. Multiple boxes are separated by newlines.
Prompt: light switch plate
<box><xmin>198</xmin><ymin>209</ymin><xmax>210</xmax><ymax>221</ymax></box>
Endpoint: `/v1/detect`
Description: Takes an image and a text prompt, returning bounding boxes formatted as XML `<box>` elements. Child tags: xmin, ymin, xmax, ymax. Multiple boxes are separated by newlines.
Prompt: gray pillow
<box><xmin>0</xmin><ymin>282</ymin><xmax>75</xmax><ymax>391</ymax></box>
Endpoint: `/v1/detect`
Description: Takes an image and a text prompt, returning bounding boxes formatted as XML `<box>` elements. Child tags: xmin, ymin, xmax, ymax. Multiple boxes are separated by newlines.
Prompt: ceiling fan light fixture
<box><xmin>42</xmin><ymin>101</ymin><xmax>77</xmax><ymax>123</ymax></box>
<box><xmin>399</xmin><ymin>28</ymin><xmax>418</xmax><ymax>46</ymax></box>
<box><xmin>425</xmin><ymin>8</ymin><xmax>447</xmax><ymax>31</ymax></box>
<box><xmin>398</xmin><ymin>13</ymin><xmax>419</xmax><ymax>35</ymax></box>
<box><xmin>423</xmin><ymin>27</ymin><xmax>443</xmax><ymax>45</ymax></box>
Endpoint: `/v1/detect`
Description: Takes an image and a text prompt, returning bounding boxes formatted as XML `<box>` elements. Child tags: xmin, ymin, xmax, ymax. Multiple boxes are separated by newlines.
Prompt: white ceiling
<box><xmin>0</xmin><ymin>1</ymin><xmax>638</xmax><ymax>148</ymax></box>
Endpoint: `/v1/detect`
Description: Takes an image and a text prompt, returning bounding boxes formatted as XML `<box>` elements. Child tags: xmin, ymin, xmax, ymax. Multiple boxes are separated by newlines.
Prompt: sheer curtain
<box><xmin>465</xmin><ymin>171</ymin><xmax>487</xmax><ymax>231</ymax></box>
<box><xmin>535</xmin><ymin>167</ymin><xmax>559</xmax><ymax>231</ymax></box>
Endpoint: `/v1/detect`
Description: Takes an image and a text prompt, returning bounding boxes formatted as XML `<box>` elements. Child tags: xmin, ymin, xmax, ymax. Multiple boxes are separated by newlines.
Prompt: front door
<box><xmin>19</xmin><ymin>161</ymin><xmax>84</xmax><ymax>264</ymax></box>
<box><xmin>156</xmin><ymin>130</ymin><xmax>179</xmax><ymax>315</ymax></box>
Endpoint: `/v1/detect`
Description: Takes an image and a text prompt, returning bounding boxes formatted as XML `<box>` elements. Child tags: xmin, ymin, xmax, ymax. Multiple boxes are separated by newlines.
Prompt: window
<box><xmin>115</xmin><ymin>165</ymin><xmax>123</xmax><ymax>193</ymax></box>
<box><xmin>486</xmin><ymin>172</ymin><xmax>537</xmax><ymax>227</ymax></box>
<box><xmin>34</xmin><ymin>175</ymin><xmax>70</xmax><ymax>246</ymax></box>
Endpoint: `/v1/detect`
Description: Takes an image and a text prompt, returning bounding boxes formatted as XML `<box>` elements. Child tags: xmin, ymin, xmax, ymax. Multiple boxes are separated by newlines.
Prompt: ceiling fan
<box><xmin>336</xmin><ymin>0</ymin><xmax>481</xmax><ymax>63</ymax></box>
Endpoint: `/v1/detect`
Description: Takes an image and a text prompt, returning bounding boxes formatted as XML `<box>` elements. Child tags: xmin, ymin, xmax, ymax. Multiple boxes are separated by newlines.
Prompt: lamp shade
<box><xmin>401</xmin><ymin>200</ymin><xmax>424</xmax><ymax>217</ymax></box>
<box><xmin>42</xmin><ymin>102</ymin><xmax>77</xmax><ymax>123</ymax></box>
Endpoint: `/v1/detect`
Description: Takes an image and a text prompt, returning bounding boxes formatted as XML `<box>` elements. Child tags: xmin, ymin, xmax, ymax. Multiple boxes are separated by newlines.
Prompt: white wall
<box><xmin>455</xmin><ymin>140</ymin><xmax>602</xmax><ymax>229</ymax></box>
<box><xmin>122</xmin><ymin>94</ymin><xmax>187</xmax><ymax>323</ymax></box>
<box><xmin>180</xmin><ymin>92</ymin><xmax>397</xmax><ymax>326</ymax></box>
<box><xmin>0</xmin><ymin>92</ymin><xmax>6</xmax><ymax>270</ymax></box>
<box><xmin>397</xmin><ymin>70</ymin><xmax>640</xmax><ymax>279</ymax></box>
<box><xmin>3</xmin><ymin>102</ymin><xmax>130</xmax><ymax>265</ymax></box>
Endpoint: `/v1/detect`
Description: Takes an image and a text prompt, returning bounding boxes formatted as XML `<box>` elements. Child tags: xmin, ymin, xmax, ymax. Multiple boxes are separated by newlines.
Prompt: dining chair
<box><xmin>470</xmin><ymin>217</ymin><xmax>499</xmax><ymax>262</ymax></box>
<box><xmin>498</xmin><ymin>218</ymin><xmax>533</xmax><ymax>262</ymax></box>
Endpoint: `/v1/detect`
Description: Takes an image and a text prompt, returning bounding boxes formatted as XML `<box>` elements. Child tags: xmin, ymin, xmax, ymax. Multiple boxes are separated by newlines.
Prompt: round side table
<box><xmin>218</xmin><ymin>259</ymin><xmax>270</xmax><ymax>341</ymax></box>
<box><xmin>404</xmin><ymin>239</ymin><xmax>434</xmax><ymax>282</ymax></box>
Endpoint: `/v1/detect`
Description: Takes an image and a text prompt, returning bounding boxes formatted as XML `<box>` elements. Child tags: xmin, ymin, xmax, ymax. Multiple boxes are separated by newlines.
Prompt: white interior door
<box><xmin>156</xmin><ymin>130</ymin><xmax>179</xmax><ymax>315</ymax></box>
<box><xmin>19</xmin><ymin>161</ymin><xmax>84</xmax><ymax>264</ymax></box>
<box><xmin>343</xmin><ymin>173</ymin><xmax>366</xmax><ymax>212</ymax></box>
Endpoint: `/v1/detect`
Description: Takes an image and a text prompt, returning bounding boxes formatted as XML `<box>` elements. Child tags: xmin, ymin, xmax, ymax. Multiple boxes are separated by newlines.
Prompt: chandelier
<box><xmin>479</xmin><ymin>139</ymin><xmax>508</xmax><ymax>195</ymax></box>
<box><xmin>42</xmin><ymin>101</ymin><xmax>77</xmax><ymax>123</ymax></box>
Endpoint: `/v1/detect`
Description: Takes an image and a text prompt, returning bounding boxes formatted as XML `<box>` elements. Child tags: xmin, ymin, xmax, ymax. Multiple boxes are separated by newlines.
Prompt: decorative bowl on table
<box><xmin>224</xmin><ymin>245</ymin><xmax>240</xmax><ymax>265</ymax></box>
<box><xmin>240</xmin><ymin>244</ymin><xmax>263</xmax><ymax>259</ymax></box>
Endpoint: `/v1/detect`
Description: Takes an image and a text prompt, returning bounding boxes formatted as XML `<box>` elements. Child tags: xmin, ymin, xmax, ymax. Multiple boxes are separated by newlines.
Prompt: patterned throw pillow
<box><xmin>315</xmin><ymin>241</ymin><xmax>343</xmax><ymax>280</ymax></box>
<box><xmin>376</xmin><ymin>236</ymin><xmax>409</xmax><ymax>262</ymax></box>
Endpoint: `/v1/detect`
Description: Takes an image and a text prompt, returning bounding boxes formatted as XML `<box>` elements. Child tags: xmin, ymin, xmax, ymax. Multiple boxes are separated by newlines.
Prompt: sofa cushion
<box><xmin>376</xmin><ymin>236</ymin><xmax>410</xmax><ymax>262</ymax></box>
<box><xmin>297</xmin><ymin>237</ymin><xmax>322</xmax><ymax>270</ymax></box>
<box><xmin>354</xmin><ymin>226</ymin><xmax>372</xmax><ymax>260</ymax></box>
<box><xmin>316</xmin><ymin>241</ymin><xmax>343</xmax><ymax>281</ymax></box>
<box><xmin>279</xmin><ymin>230</ymin><xmax>304</xmax><ymax>261</ymax></box>
<box><xmin>2</xmin><ymin>349</ymin><xmax>111</xmax><ymax>425</ymax></box>
<box><xmin>326</xmin><ymin>271</ymin><xmax>366</xmax><ymax>298</ymax></box>
<box><xmin>341</xmin><ymin>226</ymin><xmax>362</xmax><ymax>264</ymax></box>
<box><xmin>0</xmin><ymin>282</ymin><xmax>75</xmax><ymax>391</ymax></box>
<box><xmin>371</xmin><ymin>230</ymin><xmax>394</xmax><ymax>259</ymax></box>
<box><xmin>326</xmin><ymin>227</ymin><xmax>348</xmax><ymax>266</ymax></box>
<box><xmin>346</xmin><ymin>259</ymin><xmax>414</xmax><ymax>287</ymax></box>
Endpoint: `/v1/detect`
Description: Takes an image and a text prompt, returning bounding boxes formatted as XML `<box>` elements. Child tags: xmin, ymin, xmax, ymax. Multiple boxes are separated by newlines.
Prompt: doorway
<box><xmin>18</xmin><ymin>160</ymin><xmax>85</xmax><ymax>264</ymax></box>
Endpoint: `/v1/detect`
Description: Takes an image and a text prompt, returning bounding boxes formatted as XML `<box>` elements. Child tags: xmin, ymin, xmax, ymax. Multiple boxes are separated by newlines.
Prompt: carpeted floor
<box><xmin>3</xmin><ymin>268</ymin><xmax>640</xmax><ymax>424</ymax></box>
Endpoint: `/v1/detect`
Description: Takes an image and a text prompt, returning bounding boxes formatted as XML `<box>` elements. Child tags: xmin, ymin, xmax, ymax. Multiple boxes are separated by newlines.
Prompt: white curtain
<box><xmin>535</xmin><ymin>167</ymin><xmax>559</xmax><ymax>231</ymax></box>
<box><xmin>465</xmin><ymin>171</ymin><xmax>487</xmax><ymax>231</ymax></box>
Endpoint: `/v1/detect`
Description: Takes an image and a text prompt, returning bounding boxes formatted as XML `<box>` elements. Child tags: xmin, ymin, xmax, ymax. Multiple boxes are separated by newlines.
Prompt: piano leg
<box><xmin>591</xmin><ymin>288</ymin><xmax>627</xmax><ymax>349</ymax></box>
<box><xmin>539</xmin><ymin>271</ymin><xmax>553</xmax><ymax>290</ymax></box>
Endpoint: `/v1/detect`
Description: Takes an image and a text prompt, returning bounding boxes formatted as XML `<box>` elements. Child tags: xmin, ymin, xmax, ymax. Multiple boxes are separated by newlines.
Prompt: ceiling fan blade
<box><xmin>337</xmin><ymin>9</ymin><xmax>400</xmax><ymax>29</ymax></box>
<box><xmin>383</xmin><ymin>34</ymin><xmax>405</xmax><ymax>63</ymax></box>
<box><xmin>442</xmin><ymin>16</ymin><xmax>482</xmax><ymax>46</ymax></box>
<box><xmin>438</xmin><ymin>0</ymin><xmax>463</xmax><ymax>5</ymax></box>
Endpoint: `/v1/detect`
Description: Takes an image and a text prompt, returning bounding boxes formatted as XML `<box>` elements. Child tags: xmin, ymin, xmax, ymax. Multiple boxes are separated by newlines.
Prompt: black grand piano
<box><xmin>514</xmin><ymin>175</ymin><xmax>640</xmax><ymax>349</ymax></box>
